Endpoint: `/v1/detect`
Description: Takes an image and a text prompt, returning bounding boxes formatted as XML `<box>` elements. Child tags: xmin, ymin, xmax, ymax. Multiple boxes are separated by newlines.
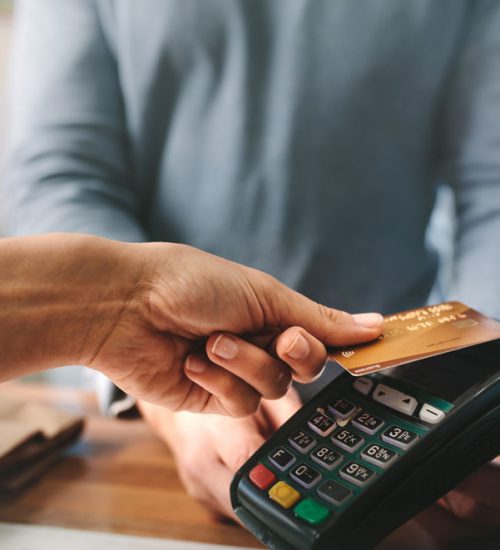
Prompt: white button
<box><xmin>353</xmin><ymin>377</ymin><xmax>374</xmax><ymax>395</ymax></box>
<box><xmin>373</xmin><ymin>383</ymin><xmax>418</xmax><ymax>416</ymax></box>
<box><xmin>419</xmin><ymin>403</ymin><xmax>445</xmax><ymax>424</ymax></box>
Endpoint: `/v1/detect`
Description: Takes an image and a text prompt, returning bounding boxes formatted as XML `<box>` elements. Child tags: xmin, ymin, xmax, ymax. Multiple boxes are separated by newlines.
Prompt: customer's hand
<box><xmin>137</xmin><ymin>388</ymin><xmax>302</xmax><ymax>519</ymax></box>
<box><xmin>379</xmin><ymin>458</ymin><xmax>500</xmax><ymax>549</ymax></box>
<box><xmin>85</xmin><ymin>239</ymin><xmax>383</xmax><ymax>416</ymax></box>
<box><xmin>1</xmin><ymin>234</ymin><xmax>382</xmax><ymax>415</ymax></box>
<box><xmin>438</xmin><ymin>457</ymin><xmax>500</xmax><ymax>525</ymax></box>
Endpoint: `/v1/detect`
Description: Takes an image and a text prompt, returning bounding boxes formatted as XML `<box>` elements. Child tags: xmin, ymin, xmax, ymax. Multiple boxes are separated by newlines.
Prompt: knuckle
<box><xmin>219</xmin><ymin>376</ymin><xmax>239</xmax><ymax>400</ymax></box>
<box><xmin>317</xmin><ymin>303</ymin><xmax>345</xmax><ymax>325</ymax></box>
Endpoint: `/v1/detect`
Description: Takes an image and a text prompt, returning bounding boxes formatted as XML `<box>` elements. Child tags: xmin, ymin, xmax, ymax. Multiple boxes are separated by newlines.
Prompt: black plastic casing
<box><xmin>230</xmin><ymin>340</ymin><xmax>500</xmax><ymax>550</ymax></box>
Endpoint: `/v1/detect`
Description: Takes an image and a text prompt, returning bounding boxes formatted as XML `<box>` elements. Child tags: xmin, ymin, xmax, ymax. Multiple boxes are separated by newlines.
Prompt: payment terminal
<box><xmin>230</xmin><ymin>339</ymin><xmax>500</xmax><ymax>549</ymax></box>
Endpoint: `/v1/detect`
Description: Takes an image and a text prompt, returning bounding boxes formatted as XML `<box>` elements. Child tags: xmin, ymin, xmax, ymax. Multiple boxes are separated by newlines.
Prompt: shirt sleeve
<box><xmin>4</xmin><ymin>0</ymin><xmax>147</xmax><ymax>243</ymax></box>
<box><xmin>439</xmin><ymin>0</ymin><xmax>500</xmax><ymax>319</ymax></box>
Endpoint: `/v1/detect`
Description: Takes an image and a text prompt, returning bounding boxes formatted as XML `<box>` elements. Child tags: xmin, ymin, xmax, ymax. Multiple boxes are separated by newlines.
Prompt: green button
<box><xmin>294</xmin><ymin>498</ymin><xmax>330</xmax><ymax>525</ymax></box>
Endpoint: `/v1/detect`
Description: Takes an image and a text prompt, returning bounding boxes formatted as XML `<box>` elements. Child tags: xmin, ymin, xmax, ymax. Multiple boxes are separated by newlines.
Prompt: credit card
<box><xmin>329</xmin><ymin>301</ymin><xmax>500</xmax><ymax>376</ymax></box>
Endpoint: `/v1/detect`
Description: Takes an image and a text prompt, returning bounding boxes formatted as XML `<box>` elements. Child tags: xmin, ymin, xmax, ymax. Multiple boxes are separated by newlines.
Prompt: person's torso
<box><xmin>99</xmin><ymin>0</ymin><xmax>469</xmax><ymax>312</ymax></box>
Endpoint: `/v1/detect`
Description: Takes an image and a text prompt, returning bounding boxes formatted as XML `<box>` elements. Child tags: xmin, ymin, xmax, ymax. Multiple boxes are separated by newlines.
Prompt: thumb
<box><xmin>262</xmin><ymin>277</ymin><xmax>384</xmax><ymax>346</ymax></box>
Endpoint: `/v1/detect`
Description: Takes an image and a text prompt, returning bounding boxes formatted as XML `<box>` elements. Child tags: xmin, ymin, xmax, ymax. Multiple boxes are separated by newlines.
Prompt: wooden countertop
<box><xmin>0</xmin><ymin>382</ymin><xmax>261</xmax><ymax>548</ymax></box>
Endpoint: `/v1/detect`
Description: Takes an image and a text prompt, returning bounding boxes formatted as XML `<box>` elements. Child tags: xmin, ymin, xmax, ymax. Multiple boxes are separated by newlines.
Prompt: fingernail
<box><xmin>285</xmin><ymin>332</ymin><xmax>310</xmax><ymax>360</ymax></box>
<box><xmin>211</xmin><ymin>334</ymin><xmax>238</xmax><ymax>360</ymax></box>
<box><xmin>353</xmin><ymin>312</ymin><xmax>384</xmax><ymax>328</ymax></box>
<box><xmin>185</xmin><ymin>355</ymin><xmax>208</xmax><ymax>374</ymax></box>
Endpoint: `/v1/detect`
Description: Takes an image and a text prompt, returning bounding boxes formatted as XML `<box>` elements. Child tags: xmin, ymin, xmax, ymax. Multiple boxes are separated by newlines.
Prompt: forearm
<box><xmin>0</xmin><ymin>234</ymin><xmax>143</xmax><ymax>381</ymax></box>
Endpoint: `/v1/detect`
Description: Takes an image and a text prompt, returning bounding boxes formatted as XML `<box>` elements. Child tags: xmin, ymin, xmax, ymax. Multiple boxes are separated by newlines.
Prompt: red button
<box><xmin>249</xmin><ymin>464</ymin><xmax>276</xmax><ymax>490</ymax></box>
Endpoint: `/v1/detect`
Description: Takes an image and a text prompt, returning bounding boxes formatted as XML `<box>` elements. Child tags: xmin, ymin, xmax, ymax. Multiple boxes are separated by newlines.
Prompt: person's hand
<box><xmin>378</xmin><ymin>458</ymin><xmax>500</xmax><ymax>549</ymax></box>
<box><xmin>82</xmin><ymin>239</ymin><xmax>383</xmax><ymax>416</ymax></box>
<box><xmin>438</xmin><ymin>456</ymin><xmax>500</xmax><ymax>525</ymax></box>
<box><xmin>138</xmin><ymin>388</ymin><xmax>303</xmax><ymax>519</ymax></box>
<box><xmin>0</xmin><ymin>234</ymin><xmax>382</xmax><ymax>414</ymax></box>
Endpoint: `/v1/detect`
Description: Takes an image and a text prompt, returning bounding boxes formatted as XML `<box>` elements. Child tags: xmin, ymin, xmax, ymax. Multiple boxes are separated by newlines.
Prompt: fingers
<box><xmin>184</xmin><ymin>354</ymin><xmax>262</xmax><ymax>417</ymax></box>
<box><xmin>261</xmin><ymin>276</ymin><xmax>384</xmax><ymax>347</ymax></box>
<box><xmin>439</xmin><ymin>460</ymin><xmax>500</xmax><ymax>525</ymax></box>
<box><xmin>206</xmin><ymin>333</ymin><xmax>292</xmax><ymax>397</ymax></box>
<box><xmin>204</xmin><ymin>327</ymin><xmax>326</xmax><ymax>393</ymax></box>
<box><xmin>274</xmin><ymin>327</ymin><xmax>328</xmax><ymax>383</ymax></box>
<box><xmin>185</xmin><ymin>328</ymin><xmax>327</xmax><ymax>415</ymax></box>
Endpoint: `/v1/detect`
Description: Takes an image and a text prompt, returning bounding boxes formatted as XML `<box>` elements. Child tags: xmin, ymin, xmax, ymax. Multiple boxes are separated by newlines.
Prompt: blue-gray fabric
<box><xmin>5</xmin><ymin>0</ymin><xmax>500</xmax><ymax>319</ymax></box>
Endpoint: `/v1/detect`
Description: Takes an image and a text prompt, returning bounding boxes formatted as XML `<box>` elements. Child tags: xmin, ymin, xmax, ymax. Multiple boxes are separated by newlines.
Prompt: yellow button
<box><xmin>268</xmin><ymin>481</ymin><xmax>301</xmax><ymax>509</ymax></box>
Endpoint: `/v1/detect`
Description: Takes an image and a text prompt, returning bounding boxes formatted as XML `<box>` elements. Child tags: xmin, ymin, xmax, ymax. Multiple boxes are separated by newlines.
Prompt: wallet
<box><xmin>0</xmin><ymin>395</ymin><xmax>84</xmax><ymax>493</ymax></box>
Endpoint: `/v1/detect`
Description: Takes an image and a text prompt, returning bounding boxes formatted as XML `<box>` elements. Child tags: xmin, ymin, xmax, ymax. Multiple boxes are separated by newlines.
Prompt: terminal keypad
<box><xmin>247</xmin><ymin>375</ymin><xmax>439</xmax><ymax>528</ymax></box>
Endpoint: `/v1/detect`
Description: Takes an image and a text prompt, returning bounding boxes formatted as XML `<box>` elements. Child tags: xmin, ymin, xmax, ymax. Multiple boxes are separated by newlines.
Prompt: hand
<box><xmin>438</xmin><ymin>456</ymin><xmax>500</xmax><ymax>525</ymax></box>
<box><xmin>0</xmin><ymin>234</ymin><xmax>382</xmax><ymax>414</ymax></box>
<box><xmin>138</xmin><ymin>388</ymin><xmax>303</xmax><ymax>519</ymax></box>
<box><xmin>85</xmin><ymin>239</ymin><xmax>383</xmax><ymax>416</ymax></box>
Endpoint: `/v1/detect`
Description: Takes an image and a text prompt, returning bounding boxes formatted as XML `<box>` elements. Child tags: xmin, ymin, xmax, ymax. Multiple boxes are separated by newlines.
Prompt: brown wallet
<box><xmin>0</xmin><ymin>396</ymin><xmax>84</xmax><ymax>493</ymax></box>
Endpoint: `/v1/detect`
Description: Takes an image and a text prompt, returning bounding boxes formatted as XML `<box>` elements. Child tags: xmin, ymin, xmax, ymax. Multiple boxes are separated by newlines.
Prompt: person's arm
<box><xmin>0</xmin><ymin>233</ymin><xmax>383</xmax><ymax>416</ymax></box>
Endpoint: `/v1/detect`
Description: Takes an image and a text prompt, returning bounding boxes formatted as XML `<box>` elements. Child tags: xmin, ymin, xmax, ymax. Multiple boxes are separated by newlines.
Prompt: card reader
<box><xmin>230</xmin><ymin>339</ymin><xmax>500</xmax><ymax>549</ymax></box>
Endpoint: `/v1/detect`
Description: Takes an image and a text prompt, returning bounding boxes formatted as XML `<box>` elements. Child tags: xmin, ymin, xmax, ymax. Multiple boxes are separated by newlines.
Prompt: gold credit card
<box><xmin>329</xmin><ymin>301</ymin><xmax>500</xmax><ymax>376</ymax></box>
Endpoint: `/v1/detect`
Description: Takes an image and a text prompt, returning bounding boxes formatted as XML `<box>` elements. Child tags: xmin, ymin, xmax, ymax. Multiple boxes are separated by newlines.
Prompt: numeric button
<box><xmin>339</xmin><ymin>461</ymin><xmax>376</xmax><ymax>487</ymax></box>
<box><xmin>381</xmin><ymin>425</ymin><xmax>419</xmax><ymax>450</ymax></box>
<box><xmin>290</xmin><ymin>463</ymin><xmax>322</xmax><ymax>489</ymax></box>
<box><xmin>361</xmin><ymin>444</ymin><xmax>398</xmax><ymax>468</ymax></box>
<box><xmin>351</xmin><ymin>410</ymin><xmax>384</xmax><ymax>435</ymax></box>
<box><xmin>310</xmin><ymin>445</ymin><xmax>343</xmax><ymax>470</ymax></box>
<box><xmin>289</xmin><ymin>430</ymin><xmax>316</xmax><ymax>453</ymax></box>
<box><xmin>328</xmin><ymin>398</ymin><xmax>356</xmax><ymax>420</ymax></box>
<box><xmin>307</xmin><ymin>410</ymin><xmax>336</xmax><ymax>437</ymax></box>
<box><xmin>331</xmin><ymin>428</ymin><xmax>364</xmax><ymax>453</ymax></box>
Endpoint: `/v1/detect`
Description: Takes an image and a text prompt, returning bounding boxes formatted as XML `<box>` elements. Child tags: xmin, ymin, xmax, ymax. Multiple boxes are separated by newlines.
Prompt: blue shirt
<box><xmin>5</xmin><ymin>0</ymin><xmax>500</xmax><ymax>320</ymax></box>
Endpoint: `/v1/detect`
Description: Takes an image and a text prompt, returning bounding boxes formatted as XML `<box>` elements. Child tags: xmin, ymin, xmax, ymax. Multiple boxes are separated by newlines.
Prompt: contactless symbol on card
<box><xmin>329</xmin><ymin>301</ymin><xmax>500</xmax><ymax>376</ymax></box>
